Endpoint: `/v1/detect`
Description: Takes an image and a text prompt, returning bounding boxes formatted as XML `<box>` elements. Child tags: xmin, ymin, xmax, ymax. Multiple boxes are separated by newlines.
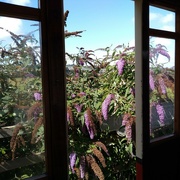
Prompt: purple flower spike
<box><xmin>158</xmin><ymin>77</ymin><xmax>166</xmax><ymax>94</ymax></box>
<box><xmin>116</xmin><ymin>58</ymin><xmax>126</xmax><ymax>75</ymax></box>
<box><xmin>80</xmin><ymin>92</ymin><xmax>86</xmax><ymax>96</ymax></box>
<box><xmin>34</xmin><ymin>92</ymin><xmax>42</xmax><ymax>101</ymax></box>
<box><xmin>156</xmin><ymin>103</ymin><xmax>165</xmax><ymax>126</ymax></box>
<box><xmin>67</xmin><ymin>112</ymin><xmax>70</xmax><ymax>122</ymax></box>
<box><xmin>149</xmin><ymin>71</ymin><xmax>155</xmax><ymax>91</ymax></box>
<box><xmin>69</xmin><ymin>152</ymin><xmax>76</xmax><ymax>173</ymax></box>
<box><xmin>122</xmin><ymin>114</ymin><xmax>132</xmax><ymax>141</ymax></box>
<box><xmin>79</xmin><ymin>58</ymin><xmax>84</xmax><ymax>66</ymax></box>
<box><xmin>122</xmin><ymin>113</ymin><xmax>130</xmax><ymax>126</ymax></box>
<box><xmin>25</xmin><ymin>73</ymin><xmax>35</xmax><ymax>78</ymax></box>
<box><xmin>158</xmin><ymin>49</ymin><xmax>170</xmax><ymax>61</ymax></box>
<box><xmin>74</xmin><ymin>104</ymin><xmax>83</xmax><ymax>113</ymax></box>
<box><xmin>102</xmin><ymin>94</ymin><xmax>114</xmax><ymax>120</ymax></box>
<box><xmin>84</xmin><ymin>109</ymin><xmax>95</xmax><ymax>139</ymax></box>
<box><xmin>130</xmin><ymin>87</ymin><xmax>135</xmax><ymax>97</ymax></box>
<box><xmin>80</xmin><ymin>156</ymin><xmax>86</xmax><ymax>178</ymax></box>
<box><xmin>125</xmin><ymin>123</ymin><xmax>132</xmax><ymax>142</ymax></box>
<box><xmin>74</xmin><ymin>67</ymin><xmax>79</xmax><ymax>78</ymax></box>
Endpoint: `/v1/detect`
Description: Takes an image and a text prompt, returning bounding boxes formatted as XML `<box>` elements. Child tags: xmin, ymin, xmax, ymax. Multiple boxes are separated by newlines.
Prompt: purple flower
<box><xmin>149</xmin><ymin>52</ymin><xmax>153</xmax><ymax>59</ymax></box>
<box><xmin>156</xmin><ymin>103</ymin><xmax>165</xmax><ymax>126</ymax></box>
<box><xmin>84</xmin><ymin>110</ymin><xmax>95</xmax><ymax>139</ymax></box>
<box><xmin>74</xmin><ymin>67</ymin><xmax>79</xmax><ymax>78</ymax></box>
<box><xmin>122</xmin><ymin>114</ymin><xmax>132</xmax><ymax>141</ymax></box>
<box><xmin>116</xmin><ymin>58</ymin><xmax>126</xmax><ymax>75</ymax></box>
<box><xmin>122</xmin><ymin>113</ymin><xmax>130</xmax><ymax>126</ymax></box>
<box><xmin>34</xmin><ymin>92</ymin><xmax>42</xmax><ymax>101</ymax></box>
<box><xmin>79</xmin><ymin>156</ymin><xmax>86</xmax><ymax>178</ymax></box>
<box><xmin>125</xmin><ymin>123</ymin><xmax>132</xmax><ymax>142</ymax></box>
<box><xmin>80</xmin><ymin>92</ymin><xmax>86</xmax><ymax>96</ymax></box>
<box><xmin>158</xmin><ymin>77</ymin><xmax>166</xmax><ymax>94</ymax></box>
<box><xmin>69</xmin><ymin>152</ymin><xmax>76</xmax><ymax>173</ymax></box>
<box><xmin>149</xmin><ymin>71</ymin><xmax>155</xmax><ymax>91</ymax></box>
<box><xmin>33</xmin><ymin>106</ymin><xmax>42</xmax><ymax>122</ymax></box>
<box><xmin>74</xmin><ymin>104</ymin><xmax>83</xmax><ymax>113</ymax></box>
<box><xmin>25</xmin><ymin>73</ymin><xmax>35</xmax><ymax>78</ymax></box>
<box><xmin>78</xmin><ymin>92</ymin><xmax>86</xmax><ymax>97</ymax></box>
<box><xmin>150</xmin><ymin>102</ymin><xmax>156</xmax><ymax>135</ymax></box>
<box><xmin>78</xmin><ymin>58</ymin><xmax>84</xmax><ymax>66</ymax></box>
<box><xmin>71</xmin><ymin>94</ymin><xmax>76</xmax><ymax>98</ymax></box>
<box><xmin>101</xmin><ymin>94</ymin><xmax>115</xmax><ymax>120</ymax></box>
<box><xmin>67</xmin><ymin>112</ymin><xmax>70</xmax><ymax>122</ymax></box>
<box><xmin>158</xmin><ymin>49</ymin><xmax>170</xmax><ymax>60</ymax></box>
<box><xmin>130</xmin><ymin>87</ymin><xmax>135</xmax><ymax>97</ymax></box>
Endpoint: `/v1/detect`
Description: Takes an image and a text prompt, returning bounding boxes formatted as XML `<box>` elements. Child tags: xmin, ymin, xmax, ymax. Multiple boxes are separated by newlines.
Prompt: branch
<box><xmin>64</xmin><ymin>10</ymin><xmax>69</xmax><ymax>27</ymax></box>
<box><xmin>65</xmin><ymin>30</ymin><xmax>84</xmax><ymax>38</ymax></box>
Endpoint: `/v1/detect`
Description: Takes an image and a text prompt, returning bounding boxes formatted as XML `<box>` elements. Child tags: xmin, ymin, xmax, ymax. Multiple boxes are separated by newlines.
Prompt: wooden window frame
<box><xmin>135</xmin><ymin>0</ymin><xmax>180</xmax><ymax>149</ymax></box>
<box><xmin>0</xmin><ymin>1</ymin><xmax>68</xmax><ymax>179</ymax></box>
<box><xmin>149</xmin><ymin>1</ymin><xmax>180</xmax><ymax>144</ymax></box>
<box><xmin>135</xmin><ymin>0</ymin><xmax>180</xmax><ymax>179</ymax></box>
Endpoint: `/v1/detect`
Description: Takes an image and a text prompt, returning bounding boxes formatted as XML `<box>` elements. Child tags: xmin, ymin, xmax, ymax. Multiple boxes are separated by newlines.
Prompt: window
<box><xmin>0</xmin><ymin>0</ymin><xmax>39</xmax><ymax>8</ymax></box>
<box><xmin>0</xmin><ymin>16</ymin><xmax>45</xmax><ymax>179</ymax></box>
<box><xmin>0</xmin><ymin>1</ymin><xmax>68</xmax><ymax>179</ymax></box>
<box><xmin>149</xmin><ymin>4</ymin><xmax>179</xmax><ymax>142</ymax></box>
<box><xmin>135</xmin><ymin>0</ymin><xmax>180</xmax><ymax>179</ymax></box>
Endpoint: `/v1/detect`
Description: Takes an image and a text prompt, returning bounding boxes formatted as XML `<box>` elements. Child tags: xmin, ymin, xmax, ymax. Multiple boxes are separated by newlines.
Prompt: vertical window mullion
<box><xmin>41</xmin><ymin>1</ymin><xmax>68</xmax><ymax>179</ymax></box>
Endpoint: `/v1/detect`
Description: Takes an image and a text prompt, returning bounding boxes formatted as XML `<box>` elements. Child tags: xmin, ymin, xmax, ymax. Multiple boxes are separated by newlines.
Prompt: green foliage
<box><xmin>0</xmin><ymin>26</ymin><xmax>45</xmax><ymax>179</ymax></box>
<box><xmin>0</xmin><ymin>11</ymin><xmax>175</xmax><ymax>180</ymax></box>
<box><xmin>66</xmin><ymin>41</ymin><xmax>174</xmax><ymax>179</ymax></box>
<box><xmin>66</xmin><ymin>45</ymin><xmax>136</xmax><ymax>179</ymax></box>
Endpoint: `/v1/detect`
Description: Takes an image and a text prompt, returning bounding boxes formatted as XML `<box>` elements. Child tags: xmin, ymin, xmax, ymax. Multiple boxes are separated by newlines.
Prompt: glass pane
<box><xmin>149</xmin><ymin>37</ymin><xmax>175</xmax><ymax>140</ymax></box>
<box><xmin>64</xmin><ymin>1</ymin><xmax>136</xmax><ymax>179</ymax></box>
<box><xmin>150</xmin><ymin>6</ymin><xmax>175</xmax><ymax>32</ymax></box>
<box><xmin>0</xmin><ymin>17</ymin><xmax>45</xmax><ymax>179</ymax></box>
<box><xmin>0</xmin><ymin>0</ymin><xmax>39</xmax><ymax>8</ymax></box>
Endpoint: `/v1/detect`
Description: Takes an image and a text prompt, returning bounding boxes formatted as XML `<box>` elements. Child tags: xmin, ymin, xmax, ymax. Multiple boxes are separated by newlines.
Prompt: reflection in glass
<box><xmin>149</xmin><ymin>37</ymin><xmax>175</xmax><ymax>140</ymax></box>
<box><xmin>0</xmin><ymin>0</ymin><xmax>39</xmax><ymax>8</ymax></box>
<box><xmin>0</xmin><ymin>18</ymin><xmax>45</xmax><ymax>179</ymax></box>
<box><xmin>150</xmin><ymin>6</ymin><xmax>175</xmax><ymax>32</ymax></box>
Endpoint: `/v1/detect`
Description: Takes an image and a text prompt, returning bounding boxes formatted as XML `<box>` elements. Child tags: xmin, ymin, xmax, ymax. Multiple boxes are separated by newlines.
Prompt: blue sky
<box><xmin>0</xmin><ymin>0</ymin><xmax>38</xmax><ymax>8</ymax></box>
<box><xmin>64</xmin><ymin>1</ymin><xmax>175</xmax><ymax>67</ymax></box>
<box><xmin>0</xmin><ymin>0</ymin><xmax>175</xmax><ymax>67</ymax></box>
<box><xmin>64</xmin><ymin>0</ymin><xmax>135</xmax><ymax>54</ymax></box>
<box><xmin>0</xmin><ymin>0</ymin><xmax>39</xmax><ymax>44</ymax></box>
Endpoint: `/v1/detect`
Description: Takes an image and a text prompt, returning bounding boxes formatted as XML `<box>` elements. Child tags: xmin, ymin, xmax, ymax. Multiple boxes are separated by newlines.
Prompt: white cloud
<box><xmin>0</xmin><ymin>17</ymin><xmax>22</xmax><ymax>38</ymax></box>
<box><xmin>162</xmin><ymin>13</ymin><xmax>174</xmax><ymax>24</ymax></box>
<box><xmin>153</xmin><ymin>37</ymin><xmax>173</xmax><ymax>47</ymax></box>
<box><xmin>149</xmin><ymin>12</ymin><xmax>160</xmax><ymax>21</ymax></box>
<box><xmin>161</xmin><ymin>25</ymin><xmax>175</xmax><ymax>32</ymax></box>
<box><xmin>8</xmin><ymin>0</ymin><xmax>30</xmax><ymax>6</ymax></box>
<box><xmin>129</xmin><ymin>39</ymin><xmax>135</xmax><ymax>47</ymax></box>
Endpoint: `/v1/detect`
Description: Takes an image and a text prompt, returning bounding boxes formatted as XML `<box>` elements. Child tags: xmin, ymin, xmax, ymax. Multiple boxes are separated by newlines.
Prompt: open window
<box><xmin>135</xmin><ymin>0</ymin><xmax>180</xmax><ymax>179</ymax></box>
<box><xmin>0</xmin><ymin>1</ymin><xmax>68</xmax><ymax>179</ymax></box>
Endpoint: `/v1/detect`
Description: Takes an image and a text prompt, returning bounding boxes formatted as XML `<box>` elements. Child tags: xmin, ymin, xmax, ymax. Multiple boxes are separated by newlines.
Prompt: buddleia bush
<box><xmin>66</xmin><ymin>45</ymin><xmax>136</xmax><ymax>179</ymax></box>
<box><xmin>0</xmin><ymin>26</ymin><xmax>44</xmax><ymax>179</ymax></box>
<box><xmin>66</xmin><ymin>40</ymin><xmax>174</xmax><ymax>179</ymax></box>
